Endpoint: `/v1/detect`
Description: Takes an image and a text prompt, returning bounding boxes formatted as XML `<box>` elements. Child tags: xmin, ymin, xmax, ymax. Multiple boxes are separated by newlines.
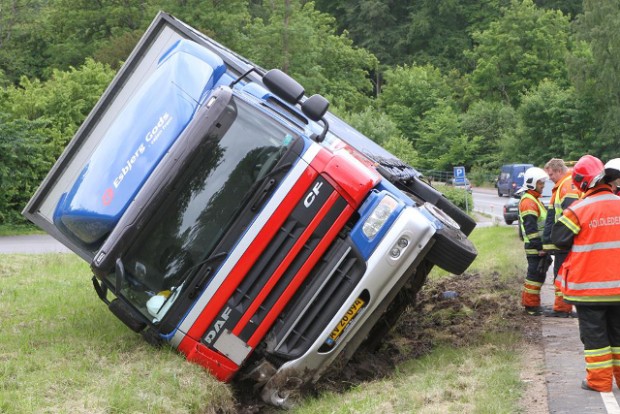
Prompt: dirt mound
<box><xmin>233</xmin><ymin>271</ymin><xmax>536</xmax><ymax>412</ymax></box>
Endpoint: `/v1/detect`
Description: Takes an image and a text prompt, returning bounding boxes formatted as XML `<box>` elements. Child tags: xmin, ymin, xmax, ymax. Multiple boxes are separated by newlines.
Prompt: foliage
<box><xmin>465</xmin><ymin>0</ymin><xmax>570</xmax><ymax>106</ymax></box>
<box><xmin>0</xmin><ymin>0</ymin><xmax>619</xmax><ymax>220</ymax></box>
<box><xmin>343</xmin><ymin>107</ymin><xmax>402</xmax><ymax>146</ymax></box>
<box><xmin>0</xmin><ymin>118</ymin><xmax>54</xmax><ymax>224</ymax></box>
<box><xmin>571</xmin><ymin>0</ymin><xmax>620</xmax><ymax>160</ymax></box>
<box><xmin>156</xmin><ymin>0</ymin><xmax>251</xmax><ymax>52</ymax></box>
<box><xmin>381</xmin><ymin>135</ymin><xmax>420</xmax><ymax>167</ymax></box>
<box><xmin>415</xmin><ymin>101</ymin><xmax>464</xmax><ymax>170</ymax></box>
<box><xmin>460</xmin><ymin>100</ymin><xmax>518</xmax><ymax>170</ymax></box>
<box><xmin>514</xmin><ymin>79</ymin><xmax>597</xmax><ymax>164</ymax></box>
<box><xmin>378</xmin><ymin>63</ymin><xmax>452</xmax><ymax>144</ymax></box>
<box><xmin>243</xmin><ymin>0</ymin><xmax>378</xmax><ymax>112</ymax></box>
<box><xmin>440</xmin><ymin>185</ymin><xmax>474</xmax><ymax>211</ymax></box>
<box><xmin>2</xmin><ymin>59</ymin><xmax>115</xmax><ymax>150</ymax></box>
<box><xmin>41</xmin><ymin>0</ymin><xmax>151</xmax><ymax>71</ymax></box>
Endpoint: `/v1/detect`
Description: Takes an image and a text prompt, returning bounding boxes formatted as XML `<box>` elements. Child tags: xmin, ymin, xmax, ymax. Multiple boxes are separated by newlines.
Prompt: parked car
<box><xmin>497</xmin><ymin>163</ymin><xmax>534</xmax><ymax>197</ymax></box>
<box><xmin>503</xmin><ymin>180</ymin><xmax>553</xmax><ymax>225</ymax></box>
<box><xmin>23</xmin><ymin>12</ymin><xmax>477</xmax><ymax>408</ymax></box>
<box><xmin>447</xmin><ymin>177</ymin><xmax>472</xmax><ymax>193</ymax></box>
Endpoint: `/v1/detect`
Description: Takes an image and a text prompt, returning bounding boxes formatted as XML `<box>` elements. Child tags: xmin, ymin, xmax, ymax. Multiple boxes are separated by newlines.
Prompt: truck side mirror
<box><xmin>301</xmin><ymin>94</ymin><xmax>329</xmax><ymax>122</ymax></box>
<box><xmin>262</xmin><ymin>69</ymin><xmax>304</xmax><ymax>105</ymax></box>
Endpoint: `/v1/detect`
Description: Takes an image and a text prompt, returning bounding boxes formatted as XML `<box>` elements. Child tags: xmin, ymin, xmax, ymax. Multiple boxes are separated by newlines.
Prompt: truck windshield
<box><xmin>107</xmin><ymin>97</ymin><xmax>299</xmax><ymax>323</ymax></box>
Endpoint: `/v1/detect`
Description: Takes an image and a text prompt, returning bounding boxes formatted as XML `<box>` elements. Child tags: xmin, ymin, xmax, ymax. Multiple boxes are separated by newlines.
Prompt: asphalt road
<box><xmin>0</xmin><ymin>234</ymin><xmax>71</xmax><ymax>254</ymax></box>
<box><xmin>471</xmin><ymin>186</ymin><xmax>512</xmax><ymax>224</ymax></box>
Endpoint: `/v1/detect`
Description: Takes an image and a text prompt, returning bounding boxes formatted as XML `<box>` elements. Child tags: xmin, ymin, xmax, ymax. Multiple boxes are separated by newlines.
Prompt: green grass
<box><xmin>0</xmin><ymin>254</ymin><xmax>235</xmax><ymax>414</ymax></box>
<box><xmin>431</xmin><ymin>225</ymin><xmax>523</xmax><ymax>280</ymax></box>
<box><xmin>295</xmin><ymin>336</ymin><xmax>522</xmax><ymax>413</ymax></box>
<box><xmin>0</xmin><ymin>227</ymin><xmax>527</xmax><ymax>413</ymax></box>
<box><xmin>0</xmin><ymin>223</ymin><xmax>44</xmax><ymax>236</ymax></box>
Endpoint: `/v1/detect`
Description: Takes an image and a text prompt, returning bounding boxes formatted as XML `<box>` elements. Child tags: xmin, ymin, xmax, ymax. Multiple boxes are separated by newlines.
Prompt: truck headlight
<box><xmin>362</xmin><ymin>195</ymin><xmax>398</xmax><ymax>238</ymax></box>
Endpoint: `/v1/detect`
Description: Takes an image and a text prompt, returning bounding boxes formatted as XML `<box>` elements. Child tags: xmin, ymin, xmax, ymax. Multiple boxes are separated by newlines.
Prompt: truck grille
<box><xmin>202</xmin><ymin>176</ymin><xmax>364</xmax><ymax>358</ymax></box>
<box><xmin>267</xmin><ymin>237</ymin><xmax>366</xmax><ymax>360</ymax></box>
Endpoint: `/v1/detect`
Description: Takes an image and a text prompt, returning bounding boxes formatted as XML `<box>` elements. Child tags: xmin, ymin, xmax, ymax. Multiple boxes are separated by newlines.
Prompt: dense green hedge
<box><xmin>0</xmin><ymin>119</ymin><xmax>54</xmax><ymax>224</ymax></box>
<box><xmin>440</xmin><ymin>185</ymin><xmax>474</xmax><ymax>212</ymax></box>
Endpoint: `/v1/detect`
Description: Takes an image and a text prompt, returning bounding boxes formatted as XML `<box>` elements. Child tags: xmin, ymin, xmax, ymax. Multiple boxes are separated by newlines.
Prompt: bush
<box><xmin>440</xmin><ymin>185</ymin><xmax>473</xmax><ymax>212</ymax></box>
<box><xmin>0</xmin><ymin>119</ymin><xmax>54</xmax><ymax>224</ymax></box>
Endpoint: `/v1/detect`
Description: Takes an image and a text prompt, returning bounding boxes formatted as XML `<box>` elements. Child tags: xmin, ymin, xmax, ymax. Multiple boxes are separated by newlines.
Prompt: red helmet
<box><xmin>572</xmin><ymin>155</ymin><xmax>605</xmax><ymax>191</ymax></box>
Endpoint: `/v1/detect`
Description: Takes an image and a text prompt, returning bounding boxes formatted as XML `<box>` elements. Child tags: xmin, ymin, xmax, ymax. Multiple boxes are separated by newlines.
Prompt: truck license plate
<box><xmin>329</xmin><ymin>297</ymin><xmax>366</xmax><ymax>343</ymax></box>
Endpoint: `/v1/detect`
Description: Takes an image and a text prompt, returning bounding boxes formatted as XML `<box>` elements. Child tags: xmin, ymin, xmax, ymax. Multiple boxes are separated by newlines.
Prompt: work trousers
<box><xmin>552</xmin><ymin>251</ymin><xmax>572</xmax><ymax>312</ymax></box>
<box><xmin>575</xmin><ymin>304</ymin><xmax>620</xmax><ymax>392</ymax></box>
<box><xmin>522</xmin><ymin>254</ymin><xmax>549</xmax><ymax>308</ymax></box>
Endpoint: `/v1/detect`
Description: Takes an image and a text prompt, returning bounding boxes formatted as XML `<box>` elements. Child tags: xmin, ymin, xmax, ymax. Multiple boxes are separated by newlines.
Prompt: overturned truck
<box><xmin>23</xmin><ymin>13</ymin><xmax>477</xmax><ymax>407</ymax></box>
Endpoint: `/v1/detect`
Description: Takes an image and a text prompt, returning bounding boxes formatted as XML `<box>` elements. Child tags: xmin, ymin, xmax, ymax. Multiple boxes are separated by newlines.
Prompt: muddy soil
<box><xmin>232</xmin><ymin>271</ymin><xmax>537</xmax><ymax>413</ymax></box>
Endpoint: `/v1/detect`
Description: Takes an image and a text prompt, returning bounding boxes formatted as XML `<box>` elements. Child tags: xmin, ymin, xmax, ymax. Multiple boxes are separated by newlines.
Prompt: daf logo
<box><xmin>204</xmin><ymin>306</ymin><xmax>232</xmax><ymax>344</ymax></box>
<box><xmin>304</xmin><ymin>181</ymin><xmax>324</xmax><ymax>208</ymax></box>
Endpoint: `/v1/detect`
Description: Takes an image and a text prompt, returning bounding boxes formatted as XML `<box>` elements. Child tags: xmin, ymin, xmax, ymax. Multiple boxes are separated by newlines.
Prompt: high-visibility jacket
<box><xmin>554</xmin><ymin>186</ymin><xmax>620</xmax><ymax>303</ymax></box>
<box><xmin>519</xmin><ymin>191</ymin><xmax>547</xmax><ymax>255</ymax></box>
<box><xmin>543</xmin><ymin>171</ymin><xmax>581</xmax><ymax>251</ymax></box>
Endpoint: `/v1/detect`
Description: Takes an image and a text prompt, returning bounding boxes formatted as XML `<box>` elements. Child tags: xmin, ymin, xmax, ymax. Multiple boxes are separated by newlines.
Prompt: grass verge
<box><xmin>0</xmin><ymin>223</ymin><xmax>44</xmax><ymax>236</ymax></box>
<box><xmin>1</xmin><ymin>226</ymin><xmax>526</xmax><ymax>413</ymax></box>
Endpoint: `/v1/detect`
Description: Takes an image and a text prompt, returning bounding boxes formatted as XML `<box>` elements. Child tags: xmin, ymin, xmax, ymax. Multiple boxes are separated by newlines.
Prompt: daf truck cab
<box><xmin>24</xmin><ymin>13</ymin><xmax>477</xmax><ymax>407</ymax></box>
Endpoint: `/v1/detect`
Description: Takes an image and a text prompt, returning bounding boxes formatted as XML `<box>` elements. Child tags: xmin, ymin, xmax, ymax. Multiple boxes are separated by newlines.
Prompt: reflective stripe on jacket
<box><xmin>553</xmin><ymin>172</ymin><xmax>581</xmax><ymax>222</ymax></box>
<box><xmin>556</xmin><ymin>188</ymin><xmax>620</xmax><ymax>303</ymax></box>
<box><xmin>543</xmin><ymin>172</ymin><xmax>581</xmax><ymax>251</ymax></box>
<box><xmin>519</xmin><ymin>191</ymin><xmax>547</xmax><ymax>255</ymax></box>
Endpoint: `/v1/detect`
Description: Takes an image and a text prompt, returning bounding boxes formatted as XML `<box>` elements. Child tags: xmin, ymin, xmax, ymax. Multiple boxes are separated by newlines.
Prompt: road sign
<box><xmin>453</xmin><ymin>166</ymin><xmax>466</xmax><ymax>184</ymax></box>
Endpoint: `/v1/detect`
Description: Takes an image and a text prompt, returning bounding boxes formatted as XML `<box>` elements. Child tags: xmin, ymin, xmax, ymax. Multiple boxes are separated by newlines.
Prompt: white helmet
<box><xmin>522</xmin><ymin>167</ymin><xmax>548</xmax><ymax>191</ymax></box>
<box><xmin>604</xmin><ymin>158</ymin><xmax>620</xmax><ymax>183</ymax></box>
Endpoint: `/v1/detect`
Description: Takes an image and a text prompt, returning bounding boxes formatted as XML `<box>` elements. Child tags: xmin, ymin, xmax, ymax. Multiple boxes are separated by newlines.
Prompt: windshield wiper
<box><xmin>181</xmin><ymin>251</ymin><xmax>229</xmax><ymax>299</ymax></box>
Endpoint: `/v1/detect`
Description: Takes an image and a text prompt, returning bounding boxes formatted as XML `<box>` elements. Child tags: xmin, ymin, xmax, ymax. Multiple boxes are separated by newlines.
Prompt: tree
<box><xmin>343</xmin><ymin>107</ymin><xmax>403</xmax><ymax>146</ymax></box>
<box><xmin>460</xmin><ymin>100</ymin><xmax>517</xmax><ymax>170</ymax></box>
<box><xmin>570</xmin><ymin>0</ymin><xmax>620</xmax><ymax>159</ymax></box>
<box><xmin>0</xmin><ymin>118</ymin><xmax>54</xmax><ymax>224</ymax></box>
<box><xmin>313</xmin><ymin>0</ymin><xmax>412</xmax><ymax>66</ymax></box>
<box><xmin>0</xmin><ymin>0</ymin><xmax>50</xmax><ymax>82</ymax></box>
<box><xmin>535</xmin><ymin>0</ymin><xmax>582</xmax><ymax>18</ymax></box>
<box><xmin>39</xmin><ymin>0</ymin><xmax>152</xmax><ymax>72</ymax></box>
<box><xmin>2</xmin><ymin>59</ymin><xmax>115</xmax><ymax>151</ymax></box>
<box><xmin>243</xmin><ymin>0</ymin><xmax>378</xmax><ymax>112</ymax></box>
<box><xmin>155</xmin><ymin>0</ymin><xmax>251</xmax><ymax>52</ymax></box>
<box><xmin>466</xmin><ymin>0</ymin><xmax>570</xmax><ymax>106</ymax></box>
<box><xmin>514</xmin><ymin>79</ymin><xmax>597</xmax><ymax>165</ymax></box>
<box><xmin>414</xmin><ymin>101</ymin><xmax>465</xmax><ymax>170</ymax></box>
<box><xmin>377</xmin><ymin>64</ymin><xmax>452</xmax><ymax>145</ymax></box>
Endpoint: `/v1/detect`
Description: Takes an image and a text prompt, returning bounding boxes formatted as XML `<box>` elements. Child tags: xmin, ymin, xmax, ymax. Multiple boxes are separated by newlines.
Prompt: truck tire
<box><xmin>396</xmin><ymin>177</ymin><xmax>476</xmax><ymax>236</ymax></box>
<box><xmin>422</xmin><ymin>203</ymin><xmax>477</xmax><ymax>275</ymax></box>
<box><xmin>433</xmin><ymin>195</ymin><xmax>476</xmax><ymax>236</ymax></box>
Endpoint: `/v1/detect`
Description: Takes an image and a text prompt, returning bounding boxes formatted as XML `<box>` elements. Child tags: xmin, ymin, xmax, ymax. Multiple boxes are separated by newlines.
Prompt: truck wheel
<box><xmin>433</xmin><ymin>195</ymin><xmax>476</xmax><ymax>236</ymax></box>
<box><xmin>497</xmin><ymin>188</ymin><xmax>503</xmax><ymax>197</ymax></box>
<box><xmin>397</xmin><ymin>178</ymin><xmax>476</xmax><ymax>236</ymax></box>
<box><xmin>422</xmin><ymin>203</ymin><xmax>477</xmax><ymax>275</ymax></box>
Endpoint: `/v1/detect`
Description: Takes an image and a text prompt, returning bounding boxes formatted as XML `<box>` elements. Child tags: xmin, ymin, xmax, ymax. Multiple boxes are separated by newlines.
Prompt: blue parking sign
<box><xmin>453</xmin><ymin>166</ymin><xmax>466</xmax><ymax>184</ymax></box>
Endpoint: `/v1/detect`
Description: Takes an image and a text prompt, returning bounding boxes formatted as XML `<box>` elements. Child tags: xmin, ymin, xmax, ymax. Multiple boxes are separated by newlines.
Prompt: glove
<box><xmin>536</xmin><ymin>254</ymin><xmax>553</xmax><ymax>274</ymax></box>
<box><xmin>529</xmin><ymin>239</ymin><xmax>543</xmax><ymax>251</ymax></box>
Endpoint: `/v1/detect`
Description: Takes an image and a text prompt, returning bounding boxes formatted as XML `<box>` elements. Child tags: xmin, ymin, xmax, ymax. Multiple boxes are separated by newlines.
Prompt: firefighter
<box><xmin>519</xmin><ymin>166</ymin><xmax>551</xmax><ymax>316</ymax></box>
<box><xmin>605</xmin><ymin>158</ymin><xmax>620</xmax><ymax>195</ymax></box>
<box><xmin>542</xmin><ymin>158</ymin><xmax>581</xmax><ymax>317</ymax></box>
<box><xmin>551</xmin><ymin>155</ymin><xmax>620</xmax><ymax>392</ymax></box>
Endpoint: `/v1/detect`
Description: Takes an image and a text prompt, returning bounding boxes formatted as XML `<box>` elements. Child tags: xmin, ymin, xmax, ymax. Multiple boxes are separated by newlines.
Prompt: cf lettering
<box><xmin>304</xmin><ymin>181</ymin><xmax>324</xmax><ymax>208</ymax></box>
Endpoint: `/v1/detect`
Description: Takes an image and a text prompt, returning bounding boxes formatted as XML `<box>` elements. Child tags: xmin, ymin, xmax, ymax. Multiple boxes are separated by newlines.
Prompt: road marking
<box><xmin>601</xmin><ymin>392</ymin><xmax>620</xmax><ymax>414</ymax></box>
